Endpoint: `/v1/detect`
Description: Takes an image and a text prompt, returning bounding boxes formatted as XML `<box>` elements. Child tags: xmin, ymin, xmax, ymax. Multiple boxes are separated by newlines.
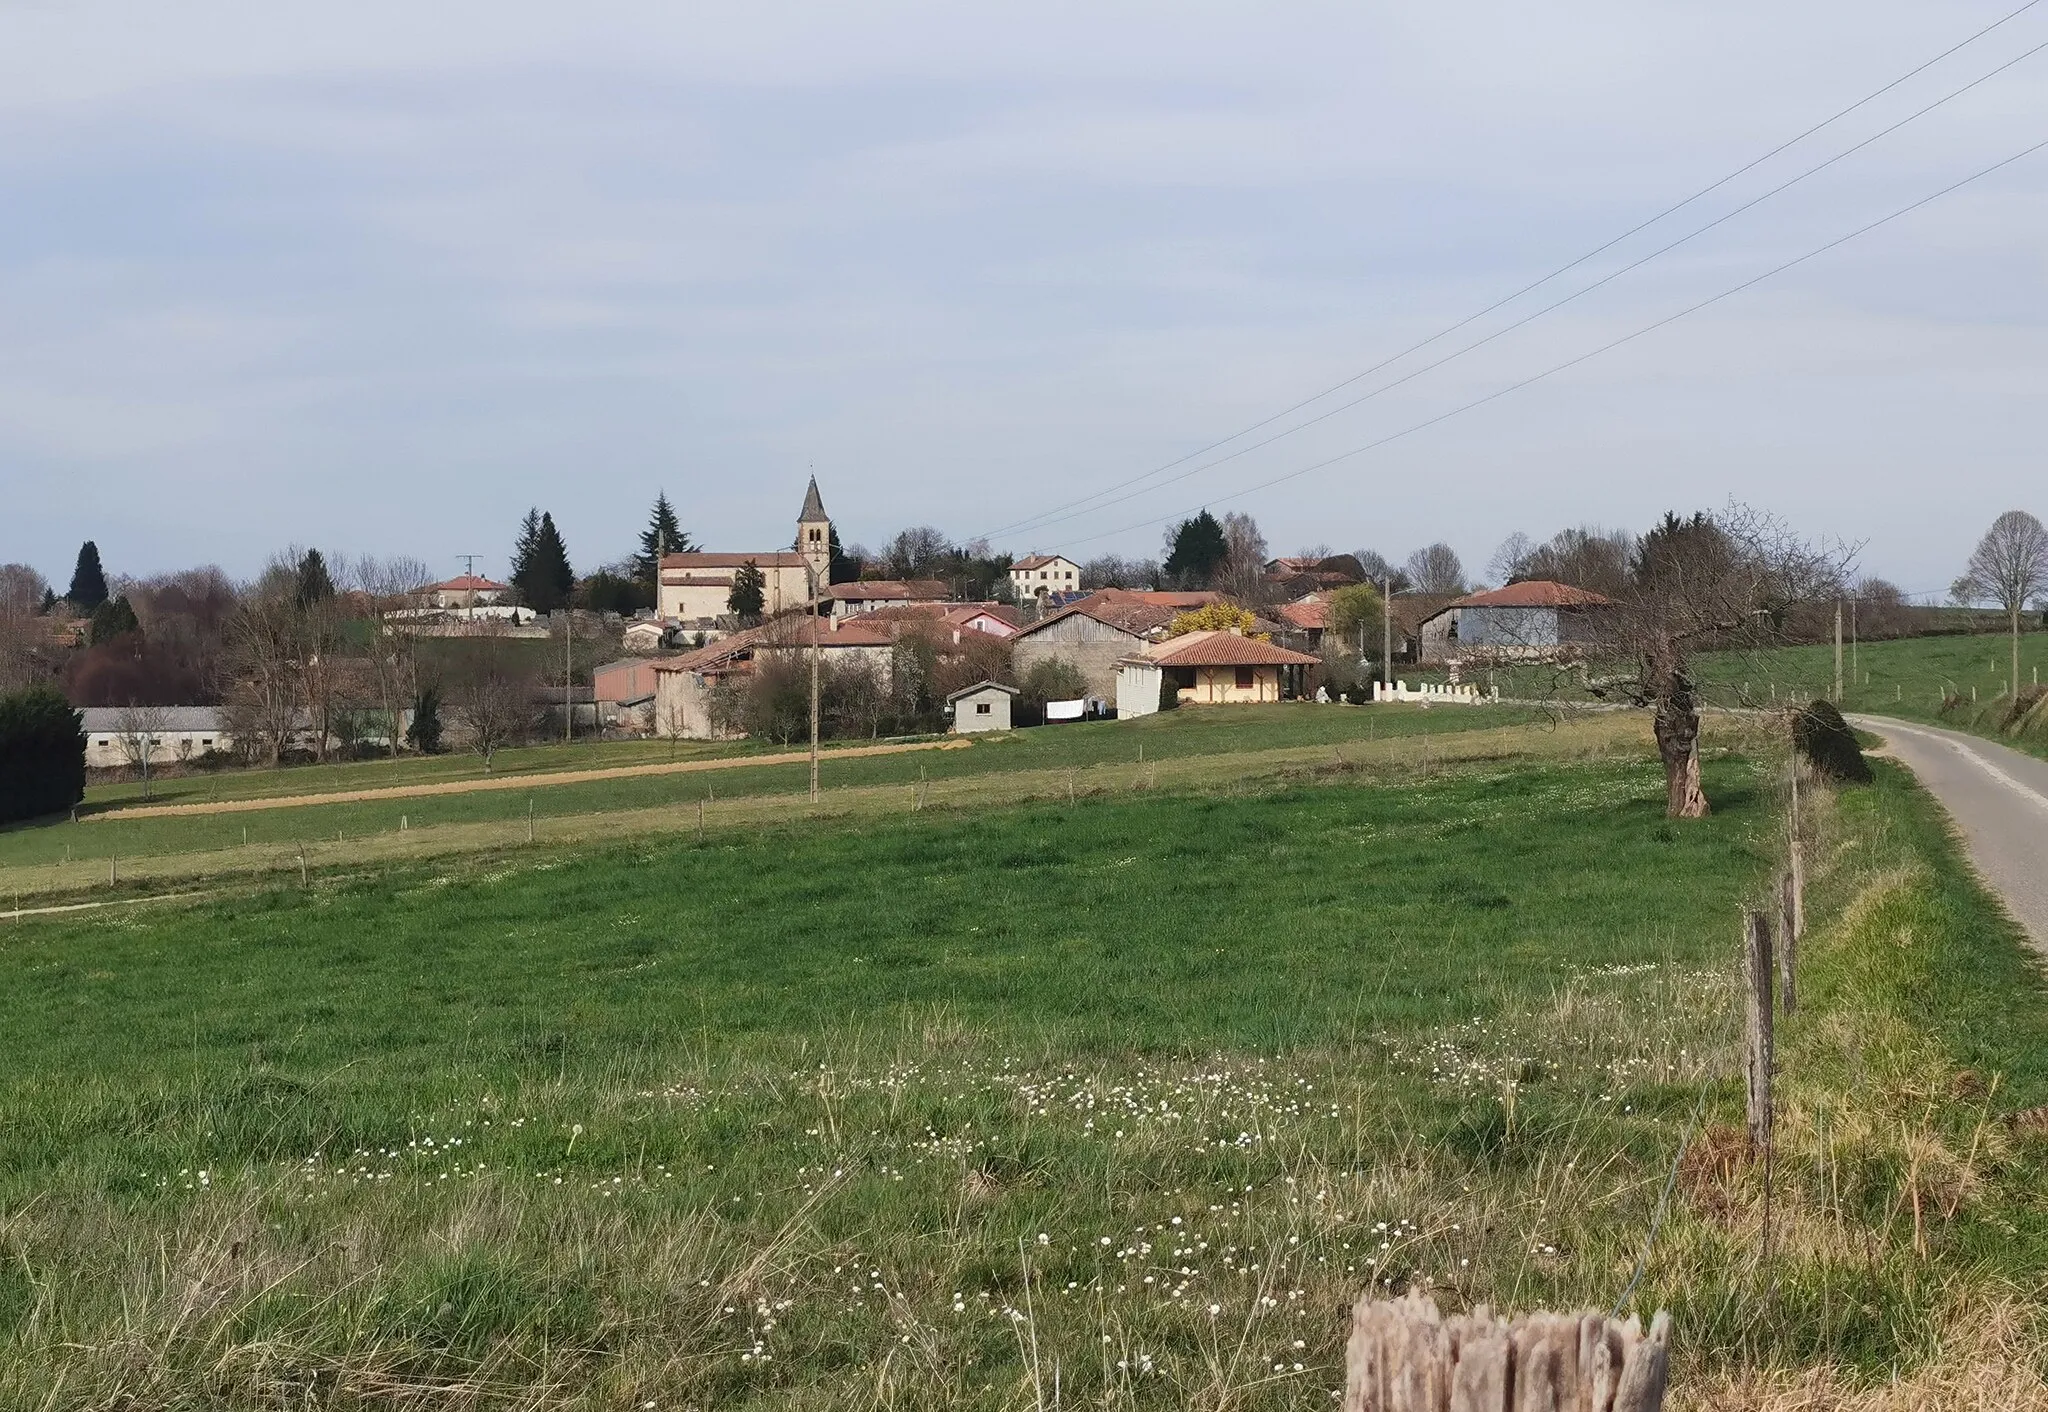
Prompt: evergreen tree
<box><xmin>67</xmin><ymin>541</ymin><xmax>109</xmax><ymax>611</ymax></box>
<box><xmin>406</xmin><ymin>684</ymin><xmax>445</xmax><ymax>754</ymax></box>
<box><xmin>512</xmin><ymin>510</ymin><xmax>574</xmax><ymax>612</ymax></box>
<box><xmin>0</xmin><ymin>682</ymin><xmax>87</xmax><ymax>824</ymax></box>
<box><xmin>294</xmin><ymin>549</ymin><xmax>336</xmax><ymax>608</ymax></box>
<box><xmin>1163</xmin><ymin>510</ymin><xmax>1228</xmax><ymax>587</ymax></box>
<box><xmin>88</xmin><ymin>595</ymin><xmax>141</xmax><ymax>646</ymax></box>
<box><xmin>634</xmin><ymin>492</ymin><xmax>692</xmax><ymax>582</ymax></box>
<box><xmin>728</xmin><ymin>560</ymin><xmax>767</xmax><ymax>623</ymax></box>
<box><xmin>38</xmin><ymin>588</ymin><xmax>56</xmax><ymax>614</ymax></box>
<box><xmin>827</xmin><ymin>525</ymin><xmax>860</xmax><ymax>585</ymax></box>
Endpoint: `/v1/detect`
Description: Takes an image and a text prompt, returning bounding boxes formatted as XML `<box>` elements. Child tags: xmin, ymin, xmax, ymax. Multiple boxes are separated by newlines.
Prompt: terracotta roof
<box><xmin>661</xmin><ymin>551</ymin><xmax>807</xmax><ymax>573</ymax></box>
<box><xmin>1277</xmin><ymin>600</ymin><xmax>1331</xmax><ymax>630</ymax></box>
<box><xmin>1142</xmin><ymin>631</ymin><xmax>1319</xmax><ymax>668</ymax></box>
<box><xmin>652</xmin><ymin>616</ymin><xmax>896</xmax><ymax>673</ymax></box>
<box><xmin>1011</xmin><ymin>554</ymin><xmax>1075</xmax><ymax>572</ymax></box>
<box><xmin>825</xmin><ymin>579</ymin><xmax>949</xmax><ymax>601</ymax></box>
<box><xmin>1451</xmin><ymin>580</ymin><xmax>1612</xmax><ymax>609</ymax></box>
<box><xmin>664</xmin><ymin>575</ymin><xmax>734</xmax><ymax>588</ymax></box>
<box><xmin>432</xmin><ymin>574</ymin><xmax>507</xmax><ymax>592</ymax></box>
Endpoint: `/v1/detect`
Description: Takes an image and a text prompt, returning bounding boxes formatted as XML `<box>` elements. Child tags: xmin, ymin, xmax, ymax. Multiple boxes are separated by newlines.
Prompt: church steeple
<box><xmin>796</xmin><ymin>476</ymin><xmax>832</xmax><ymax>587</ymax></box>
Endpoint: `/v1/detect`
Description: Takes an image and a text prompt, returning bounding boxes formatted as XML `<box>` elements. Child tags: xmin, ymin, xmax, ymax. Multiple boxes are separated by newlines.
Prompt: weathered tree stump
<box><xmin>1343</xmin><ymin>1289</ymin><xmax>1670</xmax><ymax>1411</ymax></box>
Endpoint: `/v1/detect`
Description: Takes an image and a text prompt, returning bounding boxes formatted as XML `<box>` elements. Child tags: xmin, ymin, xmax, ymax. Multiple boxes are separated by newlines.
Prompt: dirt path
<box><xmin>87</xmin><ymin>738</ymin><xmax>972</xmax><ymax>822</ymax></box>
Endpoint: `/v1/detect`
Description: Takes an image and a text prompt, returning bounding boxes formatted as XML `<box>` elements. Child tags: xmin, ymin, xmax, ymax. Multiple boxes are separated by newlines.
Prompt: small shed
<box><xmin>947</xmin><ymin>680</ymin><xmax>1018</xmax><ymax>734</ymax></box>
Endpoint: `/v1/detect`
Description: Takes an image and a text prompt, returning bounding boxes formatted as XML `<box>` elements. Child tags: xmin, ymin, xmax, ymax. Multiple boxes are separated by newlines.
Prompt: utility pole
<box><xmin>1832</xmin><ymin>599</ymin><xmax>1843</xmax><ymax>703</ymax></box>
<box><xmin>1850</xmin><ymin>596</ymin><xmax>1859</xmax><ymax>688</ymax></box>
<box><xmin>808</xmin><ymin>567</ymin><xmax>821</xmax><ymax>802</ymax></box>
<box><xmin>1382</xmin><ymin>576</ymin><xmax>1394</xmax><ymax>700</ymax></box>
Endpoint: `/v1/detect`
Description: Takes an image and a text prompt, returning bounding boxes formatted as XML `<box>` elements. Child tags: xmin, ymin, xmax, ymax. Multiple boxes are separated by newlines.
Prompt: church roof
<box><xmin>799</xmin><ymin>476</ymin><xmax>827</xmax><ymax>522</ymax></box>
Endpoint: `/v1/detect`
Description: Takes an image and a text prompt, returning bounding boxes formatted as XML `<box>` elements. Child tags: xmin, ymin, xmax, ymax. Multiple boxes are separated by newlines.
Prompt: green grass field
<box><xmin>0</xmin><ymin>704</ymin><xmax>1560</xmax><ymax>894</ymax></box>
<box><xmin>5</xmin><ymin>723</ymin><xmax>2044</xmax><ymax>1407</ymax></box>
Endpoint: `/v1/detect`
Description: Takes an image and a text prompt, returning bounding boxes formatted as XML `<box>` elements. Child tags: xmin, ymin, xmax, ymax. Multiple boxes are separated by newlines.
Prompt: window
<box><xmin>1234</xmin><ymin>667</ymin><xmax>1256</xmax><ymax>689</ymax></box>
<box><xmin>975</xmin><ymin>702</ymin><xmax>991</xmax><ymax>714</ymax></box>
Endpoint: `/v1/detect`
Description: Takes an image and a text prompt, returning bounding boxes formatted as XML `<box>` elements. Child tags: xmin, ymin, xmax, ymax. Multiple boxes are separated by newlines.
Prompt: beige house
<box><xmin>426</xmin><ymin>573</ymin><xmax>510</xmax><ymax>610</ymax></box>
<box><xmin>1009</xmin><ymin>554</ymin><xmax>1082</xmax><ymax>603</ymax></box>
<box><xmin>822</xmin><ymin>579</ymin><xmax>949</xmax><ymax>620</ymax></box>
<box><xmin>657</xmin><ymin>479</ymin><xmax>834</xmax><ymax>626</ymax></box>
<box><xmin>649</xmin><ymin>615</ymin><xmax>895</xmax><ymax>740</ymax></box>
<box><xmin>1115</xmin><ymin>631</ymin><xmax>1318</xmax><ymax>717</ymax></box>
<box><xmin>947</xmin><ymin>680</ymin><xmax>1017</xmax><ymax>734</ymax></box>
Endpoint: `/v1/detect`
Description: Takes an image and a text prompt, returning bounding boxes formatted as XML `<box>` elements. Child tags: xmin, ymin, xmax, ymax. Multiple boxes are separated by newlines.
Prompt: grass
<box><xmin>6</xmin><ymin>711</ymin><xmax>2047</xmax><ymax>1407</ymax></box>
<box><xmin>0</xmin><ymin>703</ymin><xmax>1561</xmax><ymax>898</ymax></box>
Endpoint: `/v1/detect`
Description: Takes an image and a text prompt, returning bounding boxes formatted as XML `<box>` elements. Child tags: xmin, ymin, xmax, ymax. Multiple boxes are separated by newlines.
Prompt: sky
<box><xmin>3</xmin><ymin>1</ymin><xmax>2047</xmax><ymax>598</ymax></box>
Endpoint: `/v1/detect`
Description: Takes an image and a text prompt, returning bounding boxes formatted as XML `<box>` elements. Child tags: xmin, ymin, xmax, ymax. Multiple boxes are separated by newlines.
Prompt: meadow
<box><xmin>3</xmin><ymin>717</ymin><xmax>2045</xmax><ymax>1408</ymax></box>
<box><xmin>0</xmin><ymin>703</ymin><xmax>1570</xmax><ymax>899</ymax></box>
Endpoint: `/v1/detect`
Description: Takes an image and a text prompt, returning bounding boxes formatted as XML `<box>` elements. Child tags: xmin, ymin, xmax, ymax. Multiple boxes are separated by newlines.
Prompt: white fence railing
<box><xmin>1372</xmin><ymin>679</ymin><xmax>1496</xmax><ymax>705</ymax></box>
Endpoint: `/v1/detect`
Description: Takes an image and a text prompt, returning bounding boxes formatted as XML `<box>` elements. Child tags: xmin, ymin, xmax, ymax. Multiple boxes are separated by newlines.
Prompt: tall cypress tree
<box><xmin>1163</xmin><ymin>511</ymin><xmax>1228</xmax><ymax>588</ymax></box>
<box><xmin>295</xmin><ymin>549</ymin><xmax>336</xmax><ymax>608</ymax></box>
<box><xmin>634</xmin><ymin>493</ymin><xmax>691</xmax><ymax>582</ymax></box>
<box><xmin>67</xmin><ymin>541</ymin><xmax>108</xmax><ymax>611</ymax></box>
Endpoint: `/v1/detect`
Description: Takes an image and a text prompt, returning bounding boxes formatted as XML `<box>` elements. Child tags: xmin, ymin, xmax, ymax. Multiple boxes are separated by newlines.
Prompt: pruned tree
<box><xmin>1952</xmin><ymin>509</ymin><xmax>2048</xmax><ymax>700</ymax></box>
<box><xmin>113</xmin><ymin>704</ymin><xmax>173</xmax><ymax>796</ymax></box>
<box><xmin>1403</xmin><ymin>543</ymin><xmax>1467</xmax><ymax>596</ymax></box>
<box><xmin>1586</xmin><ymin>507</ymin><xmax>1849</xmax><ymax>818</ymax></box>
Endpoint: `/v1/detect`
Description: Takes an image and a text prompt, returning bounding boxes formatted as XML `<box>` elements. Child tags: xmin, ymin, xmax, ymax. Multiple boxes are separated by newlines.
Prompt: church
<box><xmin>657</xmin><ymin>479</ymin><xmax>833</xmax><ymax>627</ymax></box>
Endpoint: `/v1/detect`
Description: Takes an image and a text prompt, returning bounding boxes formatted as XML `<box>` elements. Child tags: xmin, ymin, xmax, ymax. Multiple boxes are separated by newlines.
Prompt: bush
<box><xmin>1793</xmin><ymin>700</ymin><xmax>1872</xmax><ymax>785</ymax></box>
<box><xmin>406</xmin><ymin>686</ymin><xmax>444</xmax><ymax>754</ymax></box>
<box><xmin>1020</xmin><ymin>657</ymin><xmax>1088</xmax><ymax>704</ymax></box>
<box><xmin>0</xmin><ymin>682</ymin><xmax>87</xmax><ymax>824</ymax></box>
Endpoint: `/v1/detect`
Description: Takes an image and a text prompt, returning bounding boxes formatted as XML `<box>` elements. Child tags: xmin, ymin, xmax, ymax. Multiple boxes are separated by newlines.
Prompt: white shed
<box><xmin>947</xmin><ymin>680</ymin><xmax>1018</xmax><ymax>734</ymax></box>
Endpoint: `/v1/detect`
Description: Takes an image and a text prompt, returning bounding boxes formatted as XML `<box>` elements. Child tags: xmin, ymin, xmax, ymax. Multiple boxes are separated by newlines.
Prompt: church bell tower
<box><xmin>796</xmin><ymin>477</ymin><xmax>832</xmax><ymax>590</ymax></box>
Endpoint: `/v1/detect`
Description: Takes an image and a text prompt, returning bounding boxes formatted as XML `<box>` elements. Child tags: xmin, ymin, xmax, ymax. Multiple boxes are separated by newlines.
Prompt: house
<box><xmin>648</xmin><ymin>615</ymin><xmax>896</xmax><ymax>739</ymax></box>
<box><xmin>946</xmin><ymin>680</ymin><xmax>1018</xmax><ymax>734</ymax></box>
<box><xmin>77</xmin><ymin>706</ymin><xmax>230</xmax><ymax>767</ymax></box>
<box><xmin>1009</xmin><ymin>594</ymin><xmax>1185</xmax><ymax>699</ymax></box>
<box><xmin>1276</xmin><ymin>597</ymin><xmax>1332</xmax><ymax>652</ymax></box>
<box><xmin>1009</xmin><ymin>554</ymin><xmax>1083</xmax><ymax>604</ymax></box>
<box><xmin>657</xmin><ymin>478</ymin><xmax>834</xmax><ymax>626</ymax></box>
<box><xmin>592</xmin><ymin>658</ymin><xmax>662</xmax><ymax>729</ymax></box>
<box><xmin>1115</xmin><ymin>631</ymin><xmax>1319</xmax><ymax>717</ymax></box>
<box><xmin>621</xmin><ymin>619</ymin><xmax>668</xmax><ymax>654</ymax></box>
<box><xmin>1264</xmin><ymin>554</ymin><xmax>1367</xmax><ymax>592</ymax></box>
<box><xmin>1416</xmin><ymin>581</ymin><xmax>1612</xmax><ymax>664</ymax></box>
<box><xmin>426</xmin><ymin>574</ymin><xmax>510</xmax><ymax>610</ymax></box>
<box><xmin>821</xmin><ymin>579</ymin><xmax>950</xmax><ymax>620</ymax></box>
<box><xmin>844</xmin><ymin>601</ymin><xmax>1021</xmax><ymax>640</ymax></box>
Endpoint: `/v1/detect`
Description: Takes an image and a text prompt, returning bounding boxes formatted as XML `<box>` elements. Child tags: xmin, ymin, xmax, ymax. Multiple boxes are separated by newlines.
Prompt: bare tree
<box><xmin>1079</xmin><ymin>555</ymin><xmax>1159</xmax><ymax>590</ymax></box>
<box><xmin>224</xmin><ymin>586</ymin><xmax>304</xmax><ymax>767</ymax></box>
<box><xmin>1352</xmin><ymin>550</ymin><xmax>1411</xmax><ymax>594</ymax></box>
<box><xmin>1588</xmin><ymin>507</ymin><xmax>1849</xmax><ymax>818</ymax></box>
<box><xmin>1404</xmin><ymin>543</ymin><xmax>1467</xmax><ymax>596</ymax></box>
<box><xmin>882</xmin><ymin>526</ymin><xmax>953</xmax><ymax>579</ymax></box>
<box><xmin>1952</xmin><ymin>510</ymin><xmax>2048</xmax><ymax>699</ymax></box>
<box><xmin>0</xmin><ymin>563</ymin><xmax>50</xmax><ymax>692</ymax></box>
<box><xmin>1512</xmin><ymin>526</ymin><xmax>1634</xmax><ymax>598</ymax></box>
<box><xmin>113</xmin><ymin>704</ymin><xmax>173</xmax><ymax>798</ymax></box>
<box><xmin>1216</xmin><ymin>512</ymin><xmax>1272</xmax><ymax>602</ymax></box>
<box><xmin>352</xmin><ymin>555</ymin><xmax>433</xmax><ymax>755</ymax></box>
<box><xmin>444</xmin><ymin>634</ymin><xmax>539</xmax><ymax>770</ymax></box>
<box><xmin>1486</xmin><ymin>532</ymin><xmax>1534</xmax><ymax>587</ymax></box>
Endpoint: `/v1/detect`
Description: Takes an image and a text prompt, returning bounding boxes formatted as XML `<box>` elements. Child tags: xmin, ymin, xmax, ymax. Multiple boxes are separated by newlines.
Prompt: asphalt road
<box><xmin>1851</xmin><ymin>715</ymin><xmax>2048</xmax><ymax>949</ymax></box>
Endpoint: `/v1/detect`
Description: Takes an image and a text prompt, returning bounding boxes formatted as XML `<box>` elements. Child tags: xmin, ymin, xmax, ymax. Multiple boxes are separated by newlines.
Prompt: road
<box><xmin>1851</xmin><ymin>715</ymin><xmax>2048</xmax><ymax>948</ymax></box>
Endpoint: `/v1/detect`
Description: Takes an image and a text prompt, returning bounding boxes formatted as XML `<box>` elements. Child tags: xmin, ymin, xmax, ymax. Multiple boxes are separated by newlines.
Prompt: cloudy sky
<box><xmin>4</xmin><ymin>1</ymin><xmax>2047</xmax><ymax>595</ymax></box>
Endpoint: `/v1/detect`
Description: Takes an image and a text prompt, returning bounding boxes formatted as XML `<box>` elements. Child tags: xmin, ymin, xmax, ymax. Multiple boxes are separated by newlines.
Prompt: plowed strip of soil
<box><xmin>87</xmin><ymin>738</ymin><xmax>971</xmax><ymax>821</ymax></box>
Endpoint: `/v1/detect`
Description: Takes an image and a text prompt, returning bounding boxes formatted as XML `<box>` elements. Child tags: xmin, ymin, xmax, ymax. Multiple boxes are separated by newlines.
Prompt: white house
<box><xmin>946</xmin><ymin>680</ymin><xmax>1018</xmax><ymax>734</ymax></box>
<box><xmin>1009</xmin><ymin>554</ymin><xmax>1082</xmax><ymax>604</ymax></box>
<box><xmin>658</xmin><ymin>479</ymin><xmax>834</xmax><ymax>626</ymax></box>
<box><xmin>77</xmin><ymin>707</ymin><xmax>230</xmax><ymax>768</ymax></box>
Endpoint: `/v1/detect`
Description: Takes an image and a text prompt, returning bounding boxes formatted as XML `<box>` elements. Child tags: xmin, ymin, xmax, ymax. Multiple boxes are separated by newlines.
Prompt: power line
<box><xmin>1052</xmin><ymin>132</ymin><xmax>2048</xmax><ymax>554</ymax></box>
<box><xmin>998</xmin><ymin>31</ymin><xmax>2048</xmax><ymax>544</ymax></box>
<box><xmin>977</xmin><ymin>0</ymin><xmax>2047</xmax><ymax>544</ymax></box>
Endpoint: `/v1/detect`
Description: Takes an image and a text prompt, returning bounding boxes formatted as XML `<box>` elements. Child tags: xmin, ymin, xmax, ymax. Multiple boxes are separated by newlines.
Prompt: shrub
<box><xmin>1020</xmin><ymin>657</ymin><xmax>1088</xmax><ymax>704</ymax></box>
<box><xmin>1793</xmin><ymin>699</ymin><xmax>1872</xmax><ymax>785</ymax></box>
<box><xmin>406</xmin><ymin>686</ymin><xmax>444</xmax><ymax>754</ymax></box>
<box><xmin>0</xmin><ymin>682</ymin><xmax>87</xmax><ymax>824</ymax></box>
<box><xmin>1166</xmin><ymin>602</ymin><xmax>1266</xmax><ymax>639</ymax></box>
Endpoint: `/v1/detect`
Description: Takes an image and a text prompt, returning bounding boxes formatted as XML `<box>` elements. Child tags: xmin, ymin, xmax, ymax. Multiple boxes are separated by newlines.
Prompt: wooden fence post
<box><xmin>1344</xmin><ymin>1290</ymin><xmax>1670</xmax><ymax>1411</ymax></box>
<box><xmin>1788</xmin><ymin>840</ymin><xmax>1805</xmax><ymax>942</ymax></box>
<box><xmin>1778</xmin><ymin>872</ymin><xmax>1798</xmax><ymax>1016</ymax></box>
<box><xmin>1744</xmin><ymin>909</ymin><xmax>1774</xmax><ymax>1160</ymax></box>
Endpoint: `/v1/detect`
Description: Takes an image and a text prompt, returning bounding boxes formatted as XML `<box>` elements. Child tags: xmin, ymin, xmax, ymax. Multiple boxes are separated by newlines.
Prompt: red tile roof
<box><xmin>825</xmin><ymin>579</ymin><xmax>949</xmax><ymax>601</ymax></box>
<box><xmin>1452</xmin><ymin>580</ymin><xmax>1611</xmax><ymax>609</ymax></box>
<box><xmin>1144</xmin><ymin>631</ymin><xmax>1320</xmax><ymax>668</ymax></box>
<box><xmin>661</xmin><ymin>551</ymin><xmax>808</xmax><ymax>573</ymax></box>
<box><xmin>1011</xmin><ymin>554</ymin><xmax>1075</xmax><ymax>572</ymax></box>
<box><xmin>1277</xmin><ymin>600</ymin><xmax>1331</xmax><ymax>629</ymax></box>
<box><xmin>432</xmin><ymin>574</ymin><xmax>508</xmax><ymax>592</ymax></box>
<box><xmin>652</xmin><ymin>616</ymin><xmax>896</xmax><ymax>673</ymax></box>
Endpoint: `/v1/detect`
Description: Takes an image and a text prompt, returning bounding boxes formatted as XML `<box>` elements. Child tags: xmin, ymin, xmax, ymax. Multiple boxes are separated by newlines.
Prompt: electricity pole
<box><xmin>1832</xmin><ymin>599</ymin><xmax>1843</xmax><ymax>703</ymax></box>
<box><xmin>808</xmin><ymin>567</ymin><xmax>821</xmax><ymax>801</ymax></box>
<box><xmin>563</xmin><ymin>611</ymin><xmax>574</xmax><ymax>743</ymax></box>
<box><xmin>1382</xmin><ymin>576</ymin><xmax>1394</xmax><ymax>699</ymax></box>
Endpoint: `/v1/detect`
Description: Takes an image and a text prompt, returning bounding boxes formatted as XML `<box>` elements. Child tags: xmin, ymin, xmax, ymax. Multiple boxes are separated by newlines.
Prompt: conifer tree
<box><xmin>1162</xmin><ymin>511</ymin><xmax>1228</xmax><ymax>588</ymax></box>
<box><xmin>295</xmin><ymin>549</ymin><xmax>336</xmax><ymax>608</ymax></box>
<box><xmin>512</xmin><ymin>510</ymin><xmax>575</xmax><ymax>612</ymax></box>
<box><xmin>67</xmin><ymin>541</ymin><xmax>109</xmax><ymax>611</ymax></box>
<box><xmin>634</xmin><ymin>492</ymin><xmax>691</xmax><ymax>582</ymax></box>
<box><xmin>728</xmin><ymin>560</ymin><xmax>766</xmax><ymax>623</ymax></box>
<box><xmin>87</xmin><ymin>595</ymin><xmax>141</xmax><ymax>646</ymax></box>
